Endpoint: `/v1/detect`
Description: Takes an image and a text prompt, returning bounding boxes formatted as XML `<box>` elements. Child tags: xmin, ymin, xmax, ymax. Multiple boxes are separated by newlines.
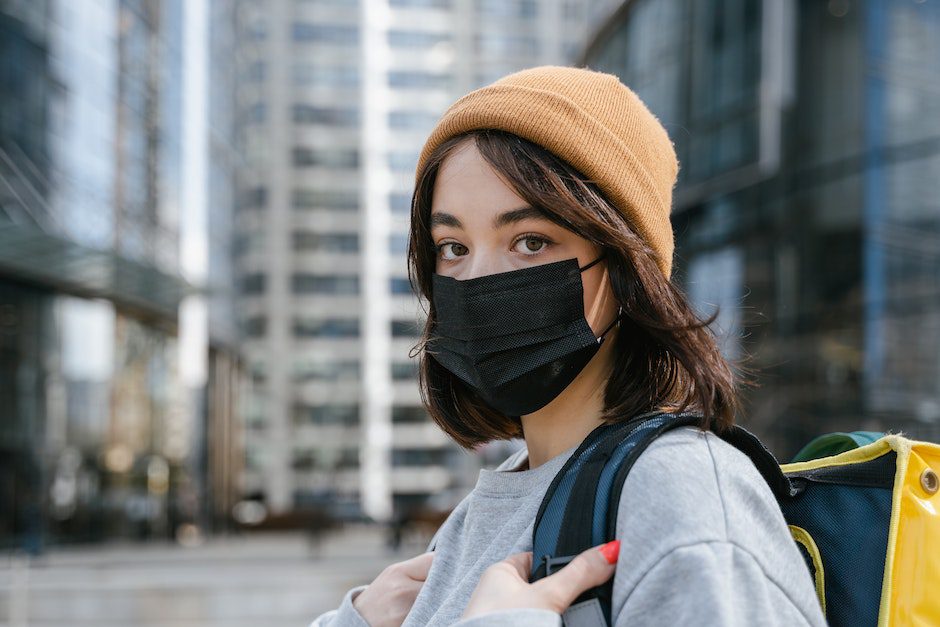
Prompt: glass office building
<box><xmin>582</xmin><ymin>0</ymin><xmax>940</xmax><ymax>456</ymax></box>
<box><xmin>0</xmin><ymin>0</ymin><xmax>239</xmax><ymax>550</ymax></box>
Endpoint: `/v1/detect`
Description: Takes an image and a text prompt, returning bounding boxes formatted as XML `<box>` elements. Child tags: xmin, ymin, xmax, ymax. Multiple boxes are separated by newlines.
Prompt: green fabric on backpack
<box><xmin>790</xmin><ymin>431</ymin><xmax>884</xmax><ymax>463</ymax></box>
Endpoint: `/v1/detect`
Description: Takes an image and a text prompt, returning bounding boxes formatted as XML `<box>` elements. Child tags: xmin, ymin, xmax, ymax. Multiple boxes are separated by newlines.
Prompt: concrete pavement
<box><xmin>0</xmin><ymin>524</ymin><xmax>427</xmax><ymax>627</ymax></box>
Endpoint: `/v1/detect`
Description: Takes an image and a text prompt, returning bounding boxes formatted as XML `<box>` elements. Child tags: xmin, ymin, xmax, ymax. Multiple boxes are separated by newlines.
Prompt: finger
<box><xmin>401</xmin><ymin>551</ymin><xmax>435</xmax><ymax>581</ymax></box>
<box><xmin>537</xmin><ymin>540</ymin><xmax>618</xmax><ymax>608</ymax></box>
<box><xmin>498</xmin><ymin>551</ymin><xmax>533</xmax><ymax>580</ymax></box>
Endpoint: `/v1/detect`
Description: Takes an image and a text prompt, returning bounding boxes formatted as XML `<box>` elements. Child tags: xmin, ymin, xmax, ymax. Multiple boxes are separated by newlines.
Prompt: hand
<box><xmin>461</xmin><ymin>540</ymin><xmax>620</xmax><ymax>620</ymax></box>
<box><xmin>353</xmin><ymin>551</ymin><xmax>434</xmax><ymax>627</ymax></box>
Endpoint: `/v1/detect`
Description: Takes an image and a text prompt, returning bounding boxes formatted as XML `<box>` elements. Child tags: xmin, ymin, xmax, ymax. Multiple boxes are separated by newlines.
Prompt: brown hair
<box><xmin>408</xmin><ymin>129</ymin><xmax>750</xmax><ymax>450</ymax></box>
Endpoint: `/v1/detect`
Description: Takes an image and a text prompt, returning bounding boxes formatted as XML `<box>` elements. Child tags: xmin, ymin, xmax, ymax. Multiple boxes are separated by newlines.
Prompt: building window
<box><xmin>387</xmin><ymin>151</ymin><xmax>419</xmax><ymax>173</ymax></box>
<box><xmin>245</xmin><ymin>445</ymin><xmax>266</xmax><ymax>470</ymax></box>
<box><xmin>240</xmin><ymin>273</ymin><xmax>266</xmax><ymax>295</ymax></box>
<box><xmin>475</xmin><ymin>33</ymin><xmax>538</xmax><ymax>57</ymax></box>
<box><xmin>389</xmin><ymin>234</ymin><xmax>409</xmax><ymax>254</ymax></box>
<box><xmin>291</xmin><ymin>448</ymin><xmax>359</xmax><ymax>472</ymax></box>
<box><xmin>388</xmin><ymin>71</ymin><xmax>452</xmax><ymax>90</ymax></box>
<box><xmin>292</xmin><ymin>231</ymin><xmax>360</xmax><ymax>253</ymax></box>
<box><xmin>293</xmin><ymin>317</ymin><xmax>360</xmax><ymax>338</ymax></box>
<box><xmin>389</xmin><ymin>192</ymin><xmax>412</xmax><ymax>214</ymax></box>
<box><xmin>292</xmin><ymin>64</ymin><xmax>360</xmax><ymax>88</ymax></box>
<box><xmin>293</xmin><ymin>147</ymin><xmax>359</xmax><ymax>169</ymax></box>
<box><xmin>243</xmin><ymin>19</ymin><xmax>267</xmax><ymax>41</ymax></box>
<box><xmin>243</xmin><ymin>316</ymin><xmax>267</xmax><ymax>338</ymax></box>
<box><xmin>391</xmin><ymin>448</ymin><xmax>448</xmax><ymax>467</ymax></box>
<box><xmin>387</xmin><ymin>30</ymin><xmax>451</xmax><ymax>49</ymax></box>
<box><xmin>336</xmin><ymin>448</ymin><xmax>360</xmax><ymax>469</ymax></box>
<box><xmin>391</xmin><ymin>362</ymin><xmax>418</xmax><ymax>381</ymax></box>
<box><xmin>292</xmin><ymin>189</ymin><xmax>359</xmax><ymax>211</ymax></box>
<box><xmin>249</xmin><ymin>361</ymin><xmax>267</xmax><ymax>387</ymax></box>
<box><xmin>244</xmin><ymin>61</ymin><xmax>266</xmax><ymax>82</ymax></box>
<box><xmin>687</xmin><ymin>246</ymin><xmax>744</xmax><ymax>361</ymax></box>
<box><xmin>238</xmin><ymin>186</ymin><xmax>268</xmax><ymax>210</ymax></box>
<box><xmin>392</xmin><ymin>406</ymin><xmax>429</xmax><ymax>423</ymax></box>
<box><xmin>686</xmin><ymin>0</ymin><xmax>762</xmax><ymax>181</ymax></box>
<box><xmin>292</xmin><ymin>359</ymin><xmax>360</xmax><ymax>382</ymax></box>
<box><xmin>291</xmin><ymin>451</ymin><xmax>316</xmax><ymax>471</ymax></box>
<box><xmin>391</xmin><ymin>319</ymin><xmax>420</xmax><ymax>337</ymax></box>
<box><xmin>293</xmin><ymin>403</ymin><xmax>359</xmax><ymax>426</ymax></box>
<box><xmin>292</xmin><ymin>22</ymin><xmax>359</xmax><ymax>45</ymax></box>
<box><xmin>244</xmin><ymin>102</ymin><xmax>266</xmax><ymax>124</ymax></box>
<box><xmin>389</xmin><ymin>278</ymin><xmax>413</xmax><ymax>295</ymax></box>
<box><xmin>292</xmin><ymin>104</ymin><xmax>359</xmax><ymax>127</ymax></box>
<box><xmin>234</xmin><ymin>231</ymin><xmax>266</xmax><ymax>256</ymax></box>
<box><xmin>474</xmin><ymin>0</ymin><xmax>537</xmax><ymax>18</ymax></box>
<box><xmin>292</xmin><ymin>274</ymin><xmax>360</xmax><ymax>295</ymax></box>
<box><xmin>562</xmin><ymin>0</ymin><xmax>582</xmax><ymax>20</ymax></box>
<box><xmin>388</xmin><ymin>110</ymin><xmax>440</xmax><ymax>131</ymax></box>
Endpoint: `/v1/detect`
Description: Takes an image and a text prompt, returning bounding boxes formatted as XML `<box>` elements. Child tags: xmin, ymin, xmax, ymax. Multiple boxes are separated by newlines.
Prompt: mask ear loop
<box><xmin>597</xmin><ymin>305</ymin><xmax>624</xmax><ymax>345</ymax></box>
<box><xmin>579</xmin><ymin>253</ymin><xmax>606</xmax><ymax>273</ymax></box>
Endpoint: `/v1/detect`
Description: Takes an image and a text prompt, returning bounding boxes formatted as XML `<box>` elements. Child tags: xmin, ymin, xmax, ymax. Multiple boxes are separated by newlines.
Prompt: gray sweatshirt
<box><xmin>310</xmin><ymin>426</ymin><xmax>827</xmax><ymax>627</ymax></box>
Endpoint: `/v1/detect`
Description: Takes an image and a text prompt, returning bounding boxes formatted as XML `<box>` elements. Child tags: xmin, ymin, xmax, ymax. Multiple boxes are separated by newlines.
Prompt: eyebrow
<box><xmin>430</xmin><ymin>205</ymin><xmax>547</xmax><ymax>230</ymax></box>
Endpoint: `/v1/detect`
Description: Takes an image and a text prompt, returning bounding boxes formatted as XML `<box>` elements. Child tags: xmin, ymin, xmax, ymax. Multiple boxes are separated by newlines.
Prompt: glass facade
<box><xmin>587</xmin><ymin>0</ymin><xmax>764</xmax><ymax>193</ymax></box>
<box><xmin>1</xmin><ymin>0</ymin><xmax>243</xmax><ymax>549</ymax></box>
<box><xmin>584</xmin><ymin>0</ymin><xmax>940</xmax><ymax>456</ymax></box>
<box><xmin>0</xmin><ymin>0</ymin><xmax>206</xmax><ymax>550</ymax></box>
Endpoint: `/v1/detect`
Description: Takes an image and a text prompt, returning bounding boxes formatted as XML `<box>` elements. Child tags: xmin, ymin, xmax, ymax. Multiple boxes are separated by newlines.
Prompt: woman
<box><xmin>310</xmin><ymin>66</ymin><xmax>825</xmax><ymax>627</ymax></box>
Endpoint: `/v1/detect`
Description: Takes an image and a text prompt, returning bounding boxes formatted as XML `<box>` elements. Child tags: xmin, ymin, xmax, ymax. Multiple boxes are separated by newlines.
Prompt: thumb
<box><xmin>536</xmin><ymin>540</ymin><xmax>619</xmax><ymax>609</ymax></box>
<box><xmin>401</xmin><ymin>551</ymin><xmax>435</xmax><ymax>581</ymax></box>
<box><xmin>499</xmin><ymin>551</ymin><xmax>534</xmax><ymax>580</ymax></box>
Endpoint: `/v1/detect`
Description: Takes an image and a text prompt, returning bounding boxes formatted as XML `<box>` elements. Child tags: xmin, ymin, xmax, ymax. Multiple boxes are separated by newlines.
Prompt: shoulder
<box><xmin>614</xmin><ymin>426</ymin><xmax>798</xmax><ymax>585</ymax></box>
<box><xmin>611</xmin><ymin>426</ymin><xmax>823</xmax><ymax>623</ymax></box>
<box><xmin>621</xmin><ymin>425</ymin><xmax>786</xmax><ymax>539</ymax></box>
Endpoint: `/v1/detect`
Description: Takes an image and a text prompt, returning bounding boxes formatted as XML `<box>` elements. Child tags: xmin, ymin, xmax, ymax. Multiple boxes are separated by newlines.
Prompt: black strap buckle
<box><xmin>544</xmin><ymin>553</ymin><xmax>577</xmax><ymax>576</ymax></box>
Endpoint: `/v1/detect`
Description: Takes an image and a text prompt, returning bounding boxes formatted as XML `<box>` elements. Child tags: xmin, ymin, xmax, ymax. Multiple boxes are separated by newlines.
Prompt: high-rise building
<box><xmin>0</xmin><ymin>0</ymin><xmax>240</xmax><ymax>549</ymax></box>
<box><xmin>580</xmin><ymin>0</ymin><xmax>940</xmax><ymax>456</ymax></box>
<box><xmin>233</xmin><ymin>0</ymin><xmax>589</xmax><ymax>521</ymax></box>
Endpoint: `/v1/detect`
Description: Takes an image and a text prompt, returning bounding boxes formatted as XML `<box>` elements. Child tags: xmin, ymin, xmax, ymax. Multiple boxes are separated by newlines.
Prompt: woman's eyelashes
<box><xmin>511</xmin><ymin>233</ymin><xmax>554</xmax><ymax>255</ymax></box>
<box><xmin>437</xmin><ymin>241</ymin><xmax>469</xmax><ymax>261</ymax></box>
<box><xmin>434</xmin><ymin>234</ymin><xmax>555</xmax><ymax>263</ymax></box>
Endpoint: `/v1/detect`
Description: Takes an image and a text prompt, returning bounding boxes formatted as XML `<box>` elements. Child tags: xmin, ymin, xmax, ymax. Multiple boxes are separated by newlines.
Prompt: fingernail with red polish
<box><xmin>599</xmin><ymin>539</ymin><xmax>620</xmax><ymax>564</ymax></box>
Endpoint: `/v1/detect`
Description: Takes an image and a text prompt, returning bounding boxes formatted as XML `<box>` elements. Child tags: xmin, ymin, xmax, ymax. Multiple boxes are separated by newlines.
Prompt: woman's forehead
<box><xmin>431</xmin><ymin>144</ymin><xmax>533</xmax><ymax>228</ymax></box>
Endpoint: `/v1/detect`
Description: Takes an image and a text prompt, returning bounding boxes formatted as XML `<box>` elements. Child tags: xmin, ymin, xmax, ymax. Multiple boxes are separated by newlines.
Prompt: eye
<box><xmin>437</xmin><ymin>241</ymin><xmax>469</xmax><ymax>261</ymax></box>
<box><xmin>512</xmin><ymin>234</ymin><xmax>552</xmax><ymax>255</ymax></box>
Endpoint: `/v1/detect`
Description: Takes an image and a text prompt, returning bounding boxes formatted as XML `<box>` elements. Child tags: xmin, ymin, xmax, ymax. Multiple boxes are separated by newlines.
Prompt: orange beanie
<box><xmin>415</xmin><ymin>65</ymin><xmax>679</xmax><ymax>279</ymax></box>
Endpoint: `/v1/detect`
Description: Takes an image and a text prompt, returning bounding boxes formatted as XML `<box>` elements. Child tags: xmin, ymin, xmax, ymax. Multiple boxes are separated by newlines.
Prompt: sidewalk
<box><xmin>0</xmin><ymin>524</ymin><xmax>425</xmax><ymax>627</ymax></box>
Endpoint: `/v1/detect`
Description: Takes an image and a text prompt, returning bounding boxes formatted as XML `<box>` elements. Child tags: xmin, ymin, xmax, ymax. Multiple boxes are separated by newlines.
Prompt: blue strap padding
<box><xmin>531</xmin><ymin>427</ymin><xmax>614</xmax><ymax>577</ymax></box>
<box><xmin>590</xmin><ymin>415</ymin><xmax>671</xmax><ymax>545</ymax></box>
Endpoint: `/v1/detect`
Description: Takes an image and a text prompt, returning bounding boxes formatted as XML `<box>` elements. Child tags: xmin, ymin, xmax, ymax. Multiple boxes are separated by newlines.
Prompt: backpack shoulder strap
<box><xmin>530</xmin><ymin>411</ymin><xmax>704</xmax><ymax>626</ymax></box>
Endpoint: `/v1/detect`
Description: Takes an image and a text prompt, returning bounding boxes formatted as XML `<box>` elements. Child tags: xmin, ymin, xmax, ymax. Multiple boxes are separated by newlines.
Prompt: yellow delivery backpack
<box><xmin>780</xmin><ymin>431</ymin><xmax>940</xmax><ymax>626</ymax></box>
<box><xmin>528</xmin><ymin>413</ymin><xmax>940</xmax><ymax>627</ymax></box>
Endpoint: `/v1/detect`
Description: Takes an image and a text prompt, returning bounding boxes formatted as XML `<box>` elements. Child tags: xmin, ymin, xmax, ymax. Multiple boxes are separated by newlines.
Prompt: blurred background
<box><xmin>0</xmin><ymin>0</ymin><xmax>938</xmax><ymax>624</ymax></box>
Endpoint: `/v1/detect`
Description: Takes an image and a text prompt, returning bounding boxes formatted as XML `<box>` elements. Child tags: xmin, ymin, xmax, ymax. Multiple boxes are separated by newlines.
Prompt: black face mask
<box><xmin>428</xmin><ymin>256</ymin><xmax>620</xmax><ymax>417</ymax></box>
